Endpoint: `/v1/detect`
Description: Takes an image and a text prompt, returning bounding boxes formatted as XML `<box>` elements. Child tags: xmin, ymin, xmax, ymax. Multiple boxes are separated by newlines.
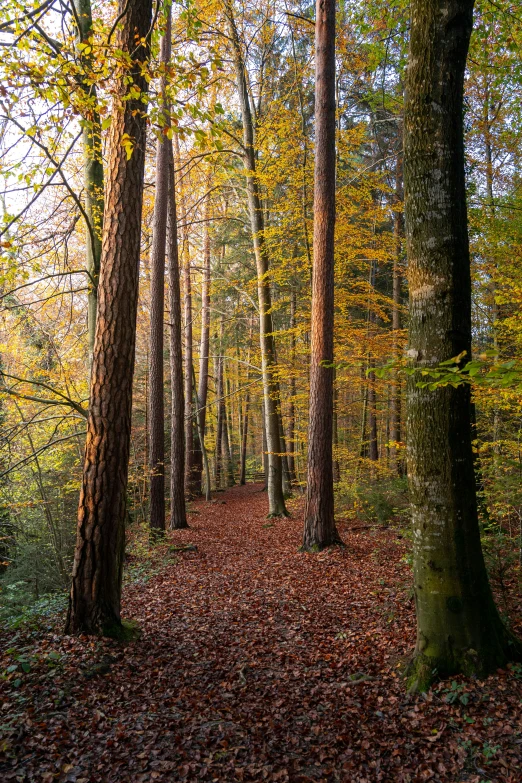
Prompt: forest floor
<box><xmin>1</xmin><ymin>483</ymin><xmax>522</xmax><ymax>783</ymax></box>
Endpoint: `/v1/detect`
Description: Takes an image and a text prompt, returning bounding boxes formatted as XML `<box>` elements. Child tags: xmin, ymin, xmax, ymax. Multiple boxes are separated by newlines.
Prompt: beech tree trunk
<box><xmin>240</xmin><ymin>390</ymin><xmax>249</xmax><ymax>485</ymax></box>
<box><xmin>225</xmin><ymin>0</ymin><xmax>287</xmax><ymax>516</ymax></box>
<box><xmin>405</xmin><ymin>0</ymin><xmax>520</xmax><ymax>689</ymax></box>
<box><xmin>194</xmin><ymin>190</ymin><xmax>212</xmax><ymax>494</ymax></box>
<box><xmin>148</xmin><ymin>12</ymin><xmax>171</xmax><ymax>535</ymax></box>
<box><xmin>65</xmin><ymin>0</ymin><xmax>153</xmax><ymax>636</ymax></box>
<box><xmin>287</xmin><ymin>289</ymin><xmax>297</xmax><ymax>485</ymax></box>
<box><xmin>167</xmin><ymin>143</ymin><xmax>188</xmax><ymax>530</ymax></box>
<box><xmin>73</xmin><ymin>0</ymin><xmax>104</xmax><ymax>365</ymax></box>
<box><xmin>390</xmin><ymin>147</ymin><xmax>403</xmax><ymax>474</ymax></box>
<box><xmin>302</xmin><ymin>0</ymin><xmax>342</xmax><ymax>550</ymax></box>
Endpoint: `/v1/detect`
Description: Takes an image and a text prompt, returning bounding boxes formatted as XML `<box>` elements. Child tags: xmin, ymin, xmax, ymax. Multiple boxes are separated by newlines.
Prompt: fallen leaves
<box><xmin>0</xmin><ymin>483</ymin><xmax>521</xmax><ymax>782</ymax></box>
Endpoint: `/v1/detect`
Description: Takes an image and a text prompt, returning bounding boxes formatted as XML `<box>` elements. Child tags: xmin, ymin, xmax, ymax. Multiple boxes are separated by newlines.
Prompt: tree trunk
<box><xmin>214</xmin><ymin>343</ymin><xmax>224</xmax><ymax>489</ymax></box>
<box><xmin>240</xmin><ymin>390</ymin><xmax>249</xmax><ymax>485</ymax></box>
<box><xmin>368</xmin><ymin>359</ymin><xmax>378</xmax><ymax>462</ymax></box>
<box><xmin>194</xmin><ymin>189</ymin><xmax>212</xmax><ymax>494</ymax></box>
<box><xmin>148</xmin><ymin>11</ymin><xmax>171</xmax><ymax>535</ymax></box>
<box><xmin>167</xmin><ymin>142</ymin><xmax>188</xmax><ymax>529</ymax></box>
<box><xmin>302</xmin><ymin>0</ymin><xmax>342</xmax><ymax>551</ymax></box>
<box><xmin>224</xmin><ymin>0</ymin><xmax>287</xmax><ymax>516</ymax></box>
<box><xmin>73</xmin><ymin>0</ymin><xmax>104</xmax><ymax>366</ymax></box>
<box><xmin>390</xmin><ymin>146</ymin><xmax>403</xmax><ymax>474</ymax></box>
<box><xmin>287</xmin><ymin>289</ymin><xmax>297</xmax><ymax>485</ymax></box>
<box><xmin>222</xmin><ymin>379</ymin><xmax>235</xmax><ymax>487</ymax></box>
<box><xmin>404</xmin><ymin>0</ymin><xmax>520</xmax><ymax>689</ymax></box>
<box><xmin>65</xmin><ymin>0</ymin><xmax>153</xmax><ymax>636</ymax></box>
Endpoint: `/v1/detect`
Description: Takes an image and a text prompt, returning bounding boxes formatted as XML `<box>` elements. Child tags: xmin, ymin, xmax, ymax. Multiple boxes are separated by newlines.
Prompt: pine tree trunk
<box><xmin>302</xmin><ymin>0</ymin><xmax>342</xmax><ymax>550</ymax></box>
<box><xmin>167</xmin><ymin>142</ymin><xmax>188</xmax><ymax>530</ymax></box>
<box><xmin>65</xmin><ymin>0</ymin><xmax>153</xmax><ymax>636</ymax></box>
<box><xmin>405</xmin><ymin>0</ymin><xmax>520</xmax><ymax>689</ymax></box>
<box><xmin>148</xmin><ymin>12</ymin><xmax>171</xmax><ymax>535</ymax></box>
<box><xmin>224</xmin><ymin>0</ymin><xmax>287</xmax><ymax>516</ymax></box>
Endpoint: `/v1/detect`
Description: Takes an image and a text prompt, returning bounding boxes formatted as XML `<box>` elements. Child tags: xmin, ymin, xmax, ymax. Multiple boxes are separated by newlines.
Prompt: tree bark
<box><xmin>65</xmin><ymin>0</ymin><xmax>153</xmax><ymax>636</ymax></box>
<box><xmin>302</xmin><ymin>0</ymin><xmax>342</xmax><ymax>550</ymax></box>
<box><xmin>390</xmin><ymin>145</ymin><xmax>404</xmax><ymax>474</ymax></box>
<box><xmin>148</xmin><ymin>10</ymin><xmax>171</xmax><ymax>535</ymax></box>
<box><xmin>224</xmin><ymin>0</ymin><xmax>287</xmax><ymax>516</ymax></box>
<box><xmin>167</xmin><ymin>143</ymin><xmax>188</xmax><ymax>529</ymax></box>
<box><xmin>194</xmin><ymin>189</ymin><xmax>212</xmax><ymax>494</ymax></box>
<box><xmin>287</xmin><ymin>289</ymin><xmax>297</xmax><ymax>485</ymax></box>
<box><xmin>73</xmin><ymin>0</ymin><xmax>104</xmax><ymax>366</ymax></box>
<box><xmin>404</xmin><ymin>0</ymin><xmax>520</xmax><ymax>689</ymax></box>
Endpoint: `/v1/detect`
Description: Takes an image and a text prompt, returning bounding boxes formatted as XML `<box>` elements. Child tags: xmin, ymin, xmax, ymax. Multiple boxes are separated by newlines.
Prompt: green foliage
<box><xmin>336</xmin><ymin>476</ymin><xmax>409</xmax><ymax>525</ymax></box>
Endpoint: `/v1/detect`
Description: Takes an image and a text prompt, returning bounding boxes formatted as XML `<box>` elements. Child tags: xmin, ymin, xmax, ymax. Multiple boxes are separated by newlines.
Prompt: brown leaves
<box><xmin>1</xmin><ymin>483</ymin><xmax>522</xmax><ymax>782</ymax></box>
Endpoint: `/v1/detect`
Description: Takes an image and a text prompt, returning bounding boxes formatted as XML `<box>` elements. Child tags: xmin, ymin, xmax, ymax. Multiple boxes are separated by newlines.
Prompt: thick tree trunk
<box><xmin>302</xmin><ymin>0</ymin><xmax>342</xmax><ymax>550</ymax></box>
<box><xmin>148</xmin><ymin>12</ymin><xmax>171</xmax><ymax>535</ymax></box>
<box><xmin>405</xmin><ymin>0</ymin><xmax>520</xmax><ymax>689</ymax></box>
<box><xmin>167</xmin><ymin>144</ymin><xmax>188</xmax><ymax>530</ymax></box>
<box><xmin>65</xmin><ymin>0</ymin><xmax>153</xmax><ymax>636</ymax></box>
<box><xmin>73</xmin><ymin>0</ymin><xmax>104</xmax><ymax>366</ymax></box>
<box><xmin>225</xmin><ymin>0</ymin><xmax>287</xmax><ymax>516</ymax></box>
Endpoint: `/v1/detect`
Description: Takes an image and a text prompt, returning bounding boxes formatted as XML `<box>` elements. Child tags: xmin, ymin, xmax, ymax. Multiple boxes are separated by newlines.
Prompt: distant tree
<box><xmin>148</xmin><ymin>7</ymin><xmax>172</xmax><ymax>536</ymax></box>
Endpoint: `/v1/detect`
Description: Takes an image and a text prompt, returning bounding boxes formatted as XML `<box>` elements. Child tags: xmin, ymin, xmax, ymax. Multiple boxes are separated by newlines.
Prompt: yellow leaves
<box><xmin>120</xmin><ymin>133</ymin><xmax>134</xmax><ymax>160</ymax></box>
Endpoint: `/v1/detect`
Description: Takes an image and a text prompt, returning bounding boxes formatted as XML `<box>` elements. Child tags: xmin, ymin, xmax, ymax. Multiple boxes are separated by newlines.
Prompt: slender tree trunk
<box><xmin>214</xmin><ymin>343</ymin><xmax>224</xmax><ymax>489</ymax></box>
<box><xmin>167</xmin><ymin>142</ymin><xmax>188</xmax><ymax>529</ymax></box>
<box><xmin>333</xmin><ymin>367</ymin><xmax>340</xmax><ymax>482</ymax></box>
<box><xmin>73</xmin><ymin>0</ymin><xmax>104</xmax><ymax>366</ymax></box>
<box><xmin>224</xmin><ymin>0</ymin><xmax>287</xmax><ymax>516</ymax></box>
<box><xmin>65</xmin><ymin>0</ymin><xmax>153</xmax><ymax>636</ymax></box>
<box><xmin>287</xmin><ymin>289</ymin><xmax>297</xmax><ymax>485</ymax></box>
<box><xmin>405</xmin><ymin>0</ymin><xmax>520</xmax><ymax>689</ymax></box>
<box><xmin>222</xmin><ymin>379</ymin><xmax>235</xmax><ymax>487</ymax></box>
<box><xmin>368</xmin><ymin>359</ymin><xmax>378</xmax><ymax>462</ymax></box>
<box><xmin>262</xmin><ymin>400</ymin><xmax>268</xmax><ymax>490</ymax></box>
<box><xmin>240</xmin><ymin>390</ymin><xmax>250</xmax><ymax>485</ymax></box>
<box><xmin>390</xmin><ymin>146</ymin><xmax>403</xmax><ymax>474</ymax></box>
<box><xmin>302</xmin><ymin>0</ymin><xmax>342</xmax><ymax>550</ymax></box>
<box><xmin>194</xmin><ymin>189</ymin><xmax>212</xmax><ymax>494</ymax></box>
<box><xmin>148</xmin><ymin>12</ymin><xmax>171</xmax><ymax>535</ymax></box>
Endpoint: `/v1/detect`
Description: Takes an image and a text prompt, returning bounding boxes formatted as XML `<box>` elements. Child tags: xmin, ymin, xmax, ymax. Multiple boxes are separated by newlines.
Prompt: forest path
<box><xmin>2</xmin><ymin>483</ymin><xmax>522</xmax><ymax>782</ymax></box>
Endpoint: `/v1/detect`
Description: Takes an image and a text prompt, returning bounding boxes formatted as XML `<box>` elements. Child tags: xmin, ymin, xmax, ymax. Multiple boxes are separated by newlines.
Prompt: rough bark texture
<box><xmin>65</xmin><ymin>0</ymin><xmax>153</xmax><ymax>636</ymax></box>
<box><xmin>73</xmin><ymin>0</ymin><xmax>104</xmax><ymax>365</ymax></box>
<box><xmin>225</xmin><ymin>0</ymin><xmax>287</xmax><ymax>516</ymax></box>
<box><xmin>405</xmin><ymin>0</ymin><xmax>520</xmax><ymax>689</ymax></box>
<box><xmin>148</xmin><ymin>13</ymin><xmax>171</xmax><ymax>535</ymax></box>
<box><xmin>167</xmin><ymin>144</ymin><xmax>188</xmax><ymax>530</ymax></box>
<box><xmin>302</xmin><ymin>0</ymin><xmax>342</xmax><ymax>551</ymax></box>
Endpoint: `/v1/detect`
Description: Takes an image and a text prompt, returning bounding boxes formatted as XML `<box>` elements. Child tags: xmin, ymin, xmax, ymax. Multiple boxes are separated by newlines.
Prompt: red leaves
<box><xmin>1</xmin><ymin>483</ymin><xmax>522</xmax><ymax>782</ymax></box>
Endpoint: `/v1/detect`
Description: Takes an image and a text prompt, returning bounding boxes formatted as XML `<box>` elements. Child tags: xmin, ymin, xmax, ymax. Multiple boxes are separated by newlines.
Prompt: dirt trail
<box><xmin>1</xmin><ymin>483</ymin><xmax>521</xmax><ymax>782</ymax></box>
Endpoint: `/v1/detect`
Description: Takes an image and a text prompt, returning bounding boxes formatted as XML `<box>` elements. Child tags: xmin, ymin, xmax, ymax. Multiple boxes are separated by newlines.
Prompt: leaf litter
<box><xmin>1</xmin><ymin>483</ymin><xmax>521</xmax><ymax>782</ymax></box>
